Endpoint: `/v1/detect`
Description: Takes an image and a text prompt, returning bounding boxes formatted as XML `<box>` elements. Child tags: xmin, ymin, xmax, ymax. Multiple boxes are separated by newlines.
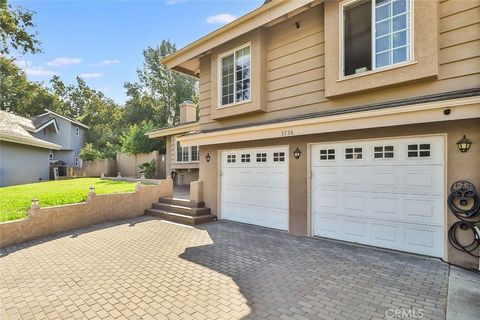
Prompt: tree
<box><xmin>0</xmin><ymin>57</ymin><xmax>65</xmax><ymax>116</ymax></box>
<box><xmin>124</xmin><ymin>40</ymin><xmax>198</xmax><ymax>128</ymax></box>
<box><xmin>0</xmin><ymin>0</ymin><xmax>41</xmax><ymax>55</ymax></box>
<box><xmin>79</xmin><ymin>143</ymin><xmax>104</xmax><ymax>161</ymax></box>
<box><xmin>120</xmin><ymin>122</ymin><xmax>165</xmax><ymax>155</ymax></box>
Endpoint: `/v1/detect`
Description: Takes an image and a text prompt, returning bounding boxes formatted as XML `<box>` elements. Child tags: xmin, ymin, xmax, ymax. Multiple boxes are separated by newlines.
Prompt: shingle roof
<box><xmin>32</xmin><ymin>115</ymin><xmax>56</xmax><ymax>129</ymax></box>
<box><xmin>189</xmin><ymin>88</ymin><xmax>480</xmax><ymax>135</ymax></box>
<box><xmin>0</xmin><ymin>110</ymin><xmax>61</xmax><ymax>149</ymax></box>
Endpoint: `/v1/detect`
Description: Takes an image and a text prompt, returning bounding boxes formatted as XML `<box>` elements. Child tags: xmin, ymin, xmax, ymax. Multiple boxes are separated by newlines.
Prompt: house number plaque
<box><xmin>281</xmin><ymin>129</ymin><xmax>294</xmax><ymax>137</ymax></box>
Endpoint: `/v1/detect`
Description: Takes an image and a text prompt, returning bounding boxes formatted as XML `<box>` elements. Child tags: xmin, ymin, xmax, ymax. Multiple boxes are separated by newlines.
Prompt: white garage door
<box><xmin>311</xmin><ymin>136</ymin><xmax>445</xmax><ymax>257</ymax></box>
<box><xmin>221</xmin><ymin>146</ymin><xmax>289</xmax><ymax>230</ymax></box>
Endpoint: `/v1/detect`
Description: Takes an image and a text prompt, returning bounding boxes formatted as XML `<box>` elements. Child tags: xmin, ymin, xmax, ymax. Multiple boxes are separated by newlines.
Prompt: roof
<box><xmin>147</xmin><ymin>121</ymin><xmax>199</xmax><ymax>139</ymax></box>
<box><xmin>31</xmin><ymin>115</ymin><xmax>59</xmax><ymax>133</ymax></box>
<box><xmin>35</xmin><ymin>109</ymin><xmax>90</xmax><ymax>129</ymax></box>
<box><xmin>185</xmin><ymin>88</ymin><xmax>480</xmax><ymax>136</ymax></box>
<box><xmin>162</xmin><ymin>0</ymin><xmax>320</xmax><ymax>75</ymax></box>
<box><xmin>0</xmin><ymin>110</ymin><xmax>62</xmax><ymax>150</ymax></box>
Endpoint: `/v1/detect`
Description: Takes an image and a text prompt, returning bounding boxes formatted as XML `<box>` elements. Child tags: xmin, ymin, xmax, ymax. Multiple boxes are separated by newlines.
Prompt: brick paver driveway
<box><xmin>0</xmin><ymin>217</ymin><xmax>448</xmax><ymax>320</ymax></box>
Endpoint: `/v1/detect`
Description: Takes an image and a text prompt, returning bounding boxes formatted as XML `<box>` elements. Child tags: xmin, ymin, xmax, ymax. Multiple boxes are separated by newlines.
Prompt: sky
<box><xmin>11</xmin><ymin>0</ymin><xmax>264</xmax><ymax>104</ymax></box>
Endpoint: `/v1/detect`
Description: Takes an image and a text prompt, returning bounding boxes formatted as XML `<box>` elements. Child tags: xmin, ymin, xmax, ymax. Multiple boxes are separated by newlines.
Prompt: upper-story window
<box><xmin>219</xmin><ymin>44</ymin><xmax>251</xmax><ymax>107</ymax></box>
<box><xmin>342</xmin><ymin>0</ymin><xmax>411</xmax><ymax>76</ymax></box>
<box><xmin>75</xmin><ymin>126</ymin><xmax>79</xmax><ymax>136</ymax></box>
<box><xmin>176</xmin><ymin>141</ymin><xmax>200</xmax><ymax>163</ymax></box>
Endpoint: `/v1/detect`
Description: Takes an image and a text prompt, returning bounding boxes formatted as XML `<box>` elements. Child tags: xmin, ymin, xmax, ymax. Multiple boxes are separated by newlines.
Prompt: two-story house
<box><xmin>162</xmin><ymin>0</ymin><xmax>479</xmax><ymax>268</ymax></box>
<box><xmin>32</xmin><ymin>109</ymin><xmax>89</xmax><ymax>168</ymax></box>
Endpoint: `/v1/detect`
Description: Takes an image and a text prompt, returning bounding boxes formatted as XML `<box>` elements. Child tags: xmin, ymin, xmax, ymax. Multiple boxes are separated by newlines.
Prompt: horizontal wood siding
<box><xmin>197</xmin><ymin>0</ymin><xmax>480</xmax><ymax>129</ymax></box>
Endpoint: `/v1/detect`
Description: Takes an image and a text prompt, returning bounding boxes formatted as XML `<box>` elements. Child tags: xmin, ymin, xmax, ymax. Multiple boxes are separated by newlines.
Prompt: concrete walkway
<box><xmin>0</xmin><ymin>217</ymin><xmax>451</xmax><ymax>319</ymax></box>
<box><xmin>446</xmin><ymin>266</ymin><xmax>480</xmax><ymax>320</ymax></box>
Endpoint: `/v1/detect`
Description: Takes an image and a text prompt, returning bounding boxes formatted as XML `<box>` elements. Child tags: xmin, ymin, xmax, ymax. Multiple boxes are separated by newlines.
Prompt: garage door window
<box><xmin>227</xmin><ymin>154</ymin><xmax>236</xmax><ymax>163</ymax></box>
<box><xmin>407</xmin><ymin>144</ymin><xmax>431</xmax><ymax>158</ymax></box>
<box><xmin>241</xmin><ymin>154</ymin><xmax>250</xmax><ymax>163</ymax></box>
<box><xmin>273</xmin><ymin>152</ymin><xmax>285</xmax><ymax>162</ymax></box>
<box><xmin>374</xmin><ymin>145</ymin><xmax>394</xmax><ymax>159</ymax></box>
<box><xmin>320</xmin><ymin>149</ymin><xmax>335</xmax><ymax>160</ymax></box>
<box><xmin>345</xmin><ymin>147</ymin><xmax>363</xmax><ymax>160</ymax></box>
<box><xmin>256</xmin><ymin>153</ymin><xmax>267</xmax><ymax>162</ymax></box>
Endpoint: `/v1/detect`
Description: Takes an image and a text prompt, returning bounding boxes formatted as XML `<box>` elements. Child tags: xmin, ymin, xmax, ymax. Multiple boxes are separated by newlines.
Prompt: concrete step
<box><xmin>152</xmin><ymin>202</ymin><xmax>211</xmax><ymax>216</ymax></box>
<box><xmin>145</xmin><ymin>208</ymin><xmax>216</xmax><ymax>225</ymax></box>
<box><xmin>159</xmin><ymin>197</ymin><xmax>205</xmax><ymax>208</ymax></box>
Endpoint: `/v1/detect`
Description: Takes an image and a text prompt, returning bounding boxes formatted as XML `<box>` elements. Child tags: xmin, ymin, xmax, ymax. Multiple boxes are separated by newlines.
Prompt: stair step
<box><xmin>145</xmin><ymin>208</ymin><xmax>216</xmax><ymax>225</ymax></box>
<box><xmin>152</xmin><ymin>203</ymin><xmax>211</xmax><ymax>216</ymax></box>
<box><xmin>159</xmin><ymin>197</ymin><xmax>205</xmax><ymax>208</ymax></box>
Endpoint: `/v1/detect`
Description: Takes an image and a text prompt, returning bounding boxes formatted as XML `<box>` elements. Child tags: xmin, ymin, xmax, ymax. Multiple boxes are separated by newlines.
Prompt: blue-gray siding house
<box><xmin>32</xmin><ymin>110</ymin><xmax>89</xmax><ymax>167</ymax></box>
<box><xmin>0</xmin><ymin>110</ymin><xmax>61</xmax><ymax>187</ymax></box>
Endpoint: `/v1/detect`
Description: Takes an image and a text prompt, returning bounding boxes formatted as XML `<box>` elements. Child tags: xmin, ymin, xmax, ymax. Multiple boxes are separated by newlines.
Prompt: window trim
<box><xmin>217</xmin><ymin>42</ymin><xmax>252</xmax><ymax>109</ymax></box>
<box><xmin>74</xmin><ymin>156</ymin><xmax>79</xmax><ymax>167</ymax></box>
<box><xmin>175</xmin><ymin>141</ymin><xmax>200</xmax><ymax>163</ymax></box>
<box><xmin>339</xmin><ymin>0</ymin><xmax>414</xmax><ymax>80</ymax></box>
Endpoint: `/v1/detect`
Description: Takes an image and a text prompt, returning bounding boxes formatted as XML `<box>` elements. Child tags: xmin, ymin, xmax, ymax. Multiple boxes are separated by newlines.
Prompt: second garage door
<box><xmin>221</xmin><ymin>146</ymin><xmax>289</xmax><ymax>230</ymax></box>
<box><xmin>311</xmin><ymin>136</ymin><xmax>445</xmax><ymax>257</ymax></box>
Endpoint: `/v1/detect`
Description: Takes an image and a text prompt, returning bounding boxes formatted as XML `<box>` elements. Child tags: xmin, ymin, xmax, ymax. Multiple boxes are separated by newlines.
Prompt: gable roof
<box><xmin>0</xmin><ymin>110</ymin><xmax>62</xmax><ymax>150</ymax></box>
<box><xmin>35</xmin><ymin>109</ymin><xmax>90</xmax><ymax>129</ymax></box>
<box><xmin>31</xmin><ymin>116</ymin><xmax>59</xmax><ymax>133</ymax></box>
<box><xmin>162</xmin><ymin>0</ymin><xmax>321</xmax><ymax>76</ymax></box>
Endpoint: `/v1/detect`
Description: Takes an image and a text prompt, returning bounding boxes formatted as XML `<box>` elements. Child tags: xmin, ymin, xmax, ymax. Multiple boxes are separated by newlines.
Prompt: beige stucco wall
<box><xmin>0</xmin><ymin>179</ymin><xmax>173</xmax><ymax>248</ymax></box>
<box><xmin>199</xmin><ymin>118</ymin><xmax>480</xmax><ymax>268</ymax></box>
<box><xmin>197</xmin><ymin>0</ymin><xmax>480</xmax><ymax>130</ymax></box>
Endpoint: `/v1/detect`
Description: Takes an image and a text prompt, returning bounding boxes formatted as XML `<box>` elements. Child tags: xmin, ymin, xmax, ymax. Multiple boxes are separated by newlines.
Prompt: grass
<box><xmin>0</xmin><ymin>178</ymin><xmax>142</xmax><ymax>222</ymax></box>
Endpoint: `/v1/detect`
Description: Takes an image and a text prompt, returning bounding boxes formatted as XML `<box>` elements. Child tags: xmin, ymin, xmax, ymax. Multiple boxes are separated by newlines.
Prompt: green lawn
<box><xmin>0</xmin><ymin>178</ymin><xmax>141</xmax><ymax>222</ymax></box>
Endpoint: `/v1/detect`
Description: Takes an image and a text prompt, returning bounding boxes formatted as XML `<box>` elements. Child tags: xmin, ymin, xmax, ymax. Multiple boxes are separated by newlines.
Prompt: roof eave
<box><xmin>147</xmin><ymin>122</ymin><xmax>199</xmax><ymax>138</ymax></box>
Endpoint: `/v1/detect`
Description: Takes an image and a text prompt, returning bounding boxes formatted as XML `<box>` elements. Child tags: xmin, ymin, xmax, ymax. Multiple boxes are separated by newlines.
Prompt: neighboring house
<box><xmin>32</xmin><ymin>109</ymin><xmax>89</xmax><ymax>168</ymax></box>
<box><xmin>0</xmin><ymin>110</ymin><xmax>61</xmax><ymax>187</ymax></box>
<box><xmin>160</xmin><ymin>0</ymin><xmax>480</xmax><ymax>268</ymax></box>
<box><xmin>148</xmin><ymin>101</ymin><xmax>200</xmax><ymax>185</ymax></box>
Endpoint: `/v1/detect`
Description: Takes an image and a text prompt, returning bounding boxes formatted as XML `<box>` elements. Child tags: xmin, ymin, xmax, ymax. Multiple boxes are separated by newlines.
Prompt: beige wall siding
<box><xmin>197</xmin><ymin>1</ymin><xmax>480</xmax><ymax>130</ymax></box>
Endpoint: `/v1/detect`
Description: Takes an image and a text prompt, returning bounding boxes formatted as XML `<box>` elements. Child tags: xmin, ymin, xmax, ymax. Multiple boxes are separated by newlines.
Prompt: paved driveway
<box><xmin>0</xmin><ymin>217</ymin><xmax>448</xmax><ymax>320</ymax></box>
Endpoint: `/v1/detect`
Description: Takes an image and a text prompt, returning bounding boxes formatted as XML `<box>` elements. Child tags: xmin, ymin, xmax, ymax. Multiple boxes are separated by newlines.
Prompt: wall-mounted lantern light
<box><xmin>456</xmin><ymin>135</ymin><xmax>472</xmax><ymax>153</ymax></box>
<box><xmin>205</xmin><ymin>153</ymin><xmax>211</xmax><ymax>162</ymax></box>
<box><xmin>293</xmin><ymin>147</ymin><xmax>302</xmax><ymax>159</ymax></box>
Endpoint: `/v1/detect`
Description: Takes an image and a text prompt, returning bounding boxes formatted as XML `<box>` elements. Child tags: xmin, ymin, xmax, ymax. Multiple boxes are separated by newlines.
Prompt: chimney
<box><xmin>179</xmin><ymin>101</ymin><xmax>197</xmax><ymax>124</ymax></box>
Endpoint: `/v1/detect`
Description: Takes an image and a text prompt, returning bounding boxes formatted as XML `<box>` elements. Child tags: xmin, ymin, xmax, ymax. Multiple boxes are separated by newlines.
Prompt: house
<box><xmin>160</xmin><ymin>0</ymin><xmax>480</xmax><ymax>268</ymax></box>
<box><xmin>148</xmin><ymin>101</ymin><xmax>200</xmax><ymax>185</ymax></box>
<box><xmin>0</xmin><ymin>110</ymin><xmax>61</xmax><ymax>187</ymax></box>
<box><xmin>32</xmin><ymin>109</ymin><xmax>89</xmax><ymax>168</ymax></box>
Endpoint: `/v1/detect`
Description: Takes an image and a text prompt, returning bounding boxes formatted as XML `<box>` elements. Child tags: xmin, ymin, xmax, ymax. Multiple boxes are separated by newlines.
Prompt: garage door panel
<box><xmin>312</xmin><ymin>136</ymin><xmax>445</xmax><ymax>257</ymax></box>
<box><xmin>221</xmin><ymin>146</ymin><xmax>289</xmax><ymax>231</ymax></box>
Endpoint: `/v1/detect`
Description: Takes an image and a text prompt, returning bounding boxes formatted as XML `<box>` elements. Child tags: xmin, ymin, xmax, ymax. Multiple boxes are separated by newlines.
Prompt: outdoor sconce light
<box><xmin>293</xmin><ymin>147</ymin><xmax>302</xmax><ymax>159</ymax></box>
<box><xmin>205</xmin><ymin>153</ymin><xmax>211</xmax><ymax>162</ymax></box>
<box><xmin>457</xmin><ymin>135</ymin><xmax>472</xmax><ymax>153</ymax></box>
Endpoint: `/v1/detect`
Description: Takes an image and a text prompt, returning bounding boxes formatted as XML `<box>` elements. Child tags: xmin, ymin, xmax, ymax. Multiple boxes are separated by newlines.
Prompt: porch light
<box><xmin>456</xmin><ymin>135</ymin><xmax>472</xmax><ymax>153</ymax></box>
<box><xmin>205</xmin><ymin>153</ymin><xmax>211</xmax><ymax>162</ymax></box>
<box><xmin>293</xmin><ymin>147</ymin><xmax>301</xmax><ymax>159</ymax></box>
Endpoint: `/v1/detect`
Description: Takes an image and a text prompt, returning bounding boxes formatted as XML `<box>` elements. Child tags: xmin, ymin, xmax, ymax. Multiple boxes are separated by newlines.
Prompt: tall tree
<box><xmin>0</xmin><ymin>0</ymin><xmax>41</xmax><ymax>55</ymax></box>
<box><xmin>125</xmin><ymin>39</ymin><xmax>198</xmax><ymax>128</ymax></box>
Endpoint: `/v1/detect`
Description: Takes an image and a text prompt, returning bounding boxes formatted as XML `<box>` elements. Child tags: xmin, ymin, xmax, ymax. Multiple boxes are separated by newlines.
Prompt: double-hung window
<box><xmin>176</xmin><ymin>141</ymin><xmax>200</xmax><ymax>162</ymax></box>
<box><xmin>343</xmin><ymin>0</ymin><xmax>411</xmax><ymax>76</ymax></box>
<box><xmin>219</xmin><ymin>44</ymin><xmax>251</xmax><ymax>106</ymax></box>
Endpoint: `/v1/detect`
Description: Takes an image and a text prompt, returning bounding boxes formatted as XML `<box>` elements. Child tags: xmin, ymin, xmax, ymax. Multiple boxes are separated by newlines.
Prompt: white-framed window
<box><xmin>374</xmin><ymin>145</ymin><xmax>394</xmax><ymax>159</ymax></box>
<box><xmin>273</xmin><ymin>152</ymin><xmax>285</xmax><ymax>162</ymax></box>
<box><xmin>227</xmin><ymin>154</ymin><xmax>236</xmax><ymax>163</ymax></box>
<box><xmin>176</xmin><ymin>141</ymin><xmax>200</xmax><ymax>163</ymax></box>
<box><xmin>49</xmin><ymin>151</ymin><xmax>54</xmax><ymax>160</ymax></box>
<box><xmin>407</xmin><ymin>143</ymin><xmax>431</xmax><ymax>158</ymax></box>
<box><xmin>256</xmin><ymin>153</ymin><xmax>267</xmax><ymax>163</ymax></box>
<box><xmin>342</xmin><ymin>0</ymin><xmax>411</xmax><ymax>77</ymax></box>
<box><xmin>320</xmin><ymin>149</ymin><xmax>335</xmax><ymax>160</ymax></box>
<box><xmin>241</xmin><ymin>154</ymin><xmax>251</xmax><ymax>163</ymax></box>
<box><xmin>74</xmin><ymin>157</ymin><xmax>79</xmax><ymax>167</ymax></box>
<box><xmin>75</xmin><ymin>126</ymin><xmax>79</xmax><ymax>136</ymax></box>
<box><xmin>345</xmin><ymin>147</ymin><xmax>363</xmax><ymax>160</ymax></box>
<box><xmin>218</xmin><ymin>44</ymin><xmax>251</xmax><ymax>107</ymax></box>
